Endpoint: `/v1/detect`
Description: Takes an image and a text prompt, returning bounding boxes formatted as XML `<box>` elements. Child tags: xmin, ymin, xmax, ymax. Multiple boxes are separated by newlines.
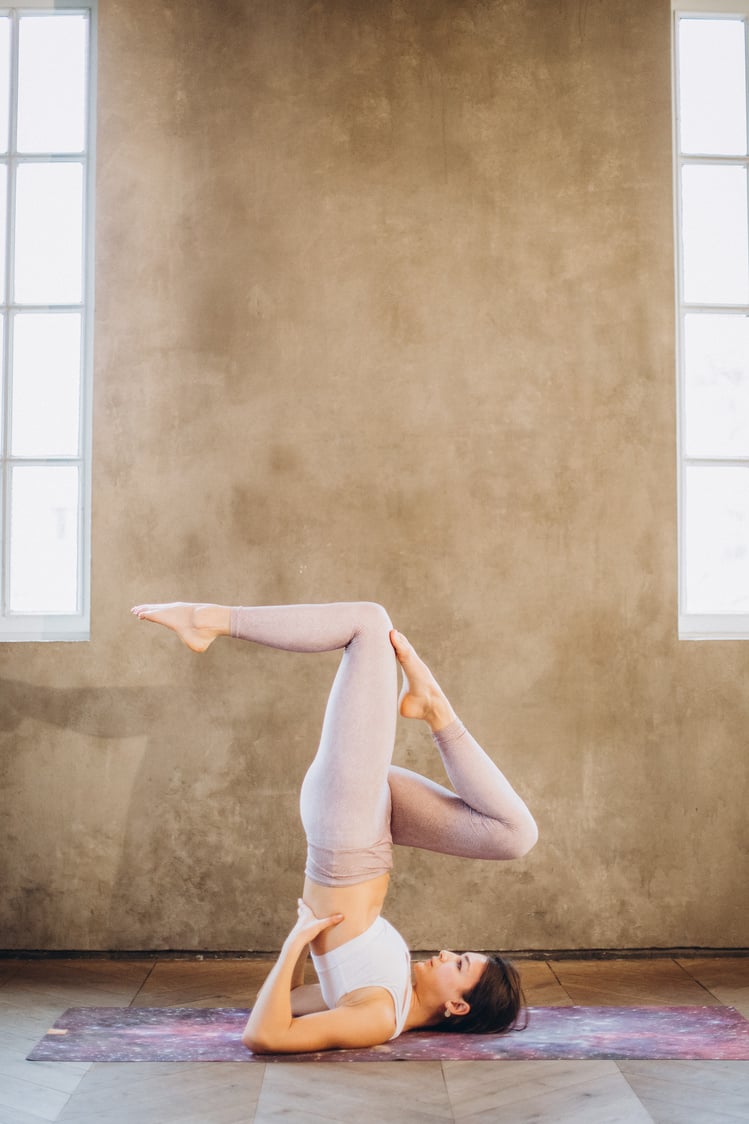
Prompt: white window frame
<box><xmin>0</xmin><ymin>0</ymin><xmax>96</xmax><ymax>641</ymax></box>
<box><xmin>673</xmin><ymin>0</ymin><xmax>749</xmax><ymax>639</ymax></box>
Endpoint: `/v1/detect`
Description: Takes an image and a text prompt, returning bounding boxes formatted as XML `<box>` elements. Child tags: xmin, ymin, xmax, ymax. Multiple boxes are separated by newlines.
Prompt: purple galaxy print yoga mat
<box><xmin>27</xmin><ymin>1005</ymin><xmax>749</xmax><ymax>1063</ymax></box>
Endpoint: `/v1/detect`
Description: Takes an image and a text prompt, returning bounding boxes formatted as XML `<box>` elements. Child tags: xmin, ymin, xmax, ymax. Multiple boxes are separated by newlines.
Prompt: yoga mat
<box><xmin>27</xmin><ymin>1005</ymin><xmax>749</xmax><ymax>1063</ymax></box>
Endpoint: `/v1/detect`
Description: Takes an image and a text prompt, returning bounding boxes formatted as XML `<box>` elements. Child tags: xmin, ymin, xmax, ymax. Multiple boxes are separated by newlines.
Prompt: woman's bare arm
<box><xmin>242</xmin><ymin>901</ymin><xmax>395</xmax><ymax>1054</ymax></box>
<box><xmin>288</xmin><ymin>942</ymin><xmax>327</xmax><ymax>1015</ymax></box>
<box><xmin>290</xmin><ymin>943</ymin><xmax>309</xmax><ymax>991</ymax></box>
<box><xmin>290</xmin><ymin>984</ymin><xmax>327</xmax><ymax>1015</ymax></box>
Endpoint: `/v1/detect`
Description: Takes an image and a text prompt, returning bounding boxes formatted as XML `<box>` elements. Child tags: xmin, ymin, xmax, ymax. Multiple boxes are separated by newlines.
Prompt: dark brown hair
<box><xmin>439</xmin><ymin>955</ymin><xmax>527</xmax><ymax>1035</ymax></box>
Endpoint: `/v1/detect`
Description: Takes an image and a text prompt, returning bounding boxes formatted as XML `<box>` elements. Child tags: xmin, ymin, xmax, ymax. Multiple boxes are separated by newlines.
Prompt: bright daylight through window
<box><xmin>0</xmin><ymin>3</ymin><xmax>95</xmax><ymax>641</ymax></box>
<box><xmin>674</xmin><ymin>2</ymin><xmax>749</xmax><ymax>638</ymax></box>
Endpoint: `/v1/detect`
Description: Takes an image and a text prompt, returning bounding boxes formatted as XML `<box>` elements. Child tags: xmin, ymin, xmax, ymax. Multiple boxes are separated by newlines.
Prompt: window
<box><xmin>674</xmin><ymin>1</ymin><xmax>749</xmax><ymax>638</ymax></box>
<box><xmin>0</xmin><ymin>2</ymin><xmax>96</xmax><ymax>641</ymax></box>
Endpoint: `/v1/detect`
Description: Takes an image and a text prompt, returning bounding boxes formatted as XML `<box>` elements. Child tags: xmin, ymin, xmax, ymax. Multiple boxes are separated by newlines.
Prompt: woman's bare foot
<box><xmin>130</xmin><ymin>602</ymin><xmax>230</xmax><ymax>653</ymax></box>
<box><xmin>389</xmin><ymin>630</ymin><xmax>457</xmax><ymax>732</ymax></box>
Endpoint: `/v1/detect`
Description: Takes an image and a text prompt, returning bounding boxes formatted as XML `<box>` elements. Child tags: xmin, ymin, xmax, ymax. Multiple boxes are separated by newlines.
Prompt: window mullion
<box><xmin>684</xmin><ymin>456</ymin><xmax>749</xmax><ymax>467</ymax></box>
<box><xmin>682</xmin><ymin>302</ymin><xmax>749</xmax><ymax>313</ymax></box>
<box><xmin>680</xmin><ymin>153</ymin><xmax>749</xmax><ymax>165</ymax></box>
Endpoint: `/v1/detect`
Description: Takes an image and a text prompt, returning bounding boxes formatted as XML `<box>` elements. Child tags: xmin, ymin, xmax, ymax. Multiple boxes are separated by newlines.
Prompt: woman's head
<box><xmin>443</xmin><ymin>953</ymin><xmax>526</xmax><ymax>1034</ymax></box>
<box><xmin>415</xmin><ymin>950</ymin><xmax>526</xmax><ymax>1035</ymax></box>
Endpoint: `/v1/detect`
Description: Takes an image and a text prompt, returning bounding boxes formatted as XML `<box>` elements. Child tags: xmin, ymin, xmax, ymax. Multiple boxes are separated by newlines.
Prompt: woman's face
<box><xmin>414</xmin><ymin>949</ymin><xmax>488</xmax><ymax>1015</ymax></box>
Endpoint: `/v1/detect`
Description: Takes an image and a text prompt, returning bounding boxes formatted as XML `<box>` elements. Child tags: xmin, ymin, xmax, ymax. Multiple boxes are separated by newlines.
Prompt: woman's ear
<box><xmin>446</xmin><ymin>998</ymin><xmax>470</xmax><ymax>1017</ymax></box>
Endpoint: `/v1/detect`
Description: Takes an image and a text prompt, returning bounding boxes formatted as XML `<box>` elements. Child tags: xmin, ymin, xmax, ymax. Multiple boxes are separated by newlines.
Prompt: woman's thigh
<box><xmin>299</xmin><ymin>604</ymin><xmax>398</xmax><ymax>881</ymax></box>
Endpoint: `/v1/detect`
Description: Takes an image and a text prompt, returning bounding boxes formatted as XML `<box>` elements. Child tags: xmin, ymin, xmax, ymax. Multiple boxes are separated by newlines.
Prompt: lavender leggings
<box><xmin>230</xmin><ymin>601</ymin><xmax>530</xmax><ymax>887</ymax></box>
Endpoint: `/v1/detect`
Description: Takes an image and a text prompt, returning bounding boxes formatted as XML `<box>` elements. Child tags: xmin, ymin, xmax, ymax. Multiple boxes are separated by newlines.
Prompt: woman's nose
<box><xmin>439</xmin><ymin>950</ymin><xmax>450</xmax><ymax>961</ymax></box>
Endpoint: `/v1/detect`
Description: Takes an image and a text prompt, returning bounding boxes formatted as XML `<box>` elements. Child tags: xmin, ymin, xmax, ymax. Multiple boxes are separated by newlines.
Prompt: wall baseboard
<box><xmin>1</xmin><ymin>947</ymin><xmax>748</xmax><ymax>961</ymax></box>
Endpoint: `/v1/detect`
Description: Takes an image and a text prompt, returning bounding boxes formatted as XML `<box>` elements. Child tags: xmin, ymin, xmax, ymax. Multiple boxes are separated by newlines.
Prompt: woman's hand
<box><xmin>286</xmin><ymin>898</ymin><xmax>344</xmax><ymax>947</ymax></box>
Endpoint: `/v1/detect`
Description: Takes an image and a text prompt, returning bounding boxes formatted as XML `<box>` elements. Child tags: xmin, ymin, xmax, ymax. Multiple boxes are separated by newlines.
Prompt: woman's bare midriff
<box><xmin>304</xmin><ymin>872</ymin><xmax>390</xmax><ymax>954</ymax></box>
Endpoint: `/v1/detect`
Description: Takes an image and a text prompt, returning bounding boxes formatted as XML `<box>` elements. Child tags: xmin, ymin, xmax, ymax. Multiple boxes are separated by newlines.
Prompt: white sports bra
<box><xmin>311</xmin><ymin>915</ymin><xmax>413</xmax><ymax>1040</ymax></box>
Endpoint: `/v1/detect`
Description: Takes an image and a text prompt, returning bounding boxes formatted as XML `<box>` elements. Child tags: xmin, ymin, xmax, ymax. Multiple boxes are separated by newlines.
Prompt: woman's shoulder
<box><xmin>339</xmin><ymin>984</ymin><xmax>399</xmax><ymax>1013</ymax></box>
<box><xmin>336</xmin><ymin>988</ymin><xmax>399</xmax><ymax>1040</ymax></box>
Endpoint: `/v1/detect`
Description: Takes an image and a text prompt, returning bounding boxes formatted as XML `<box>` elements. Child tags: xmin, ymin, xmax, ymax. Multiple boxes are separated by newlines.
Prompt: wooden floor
<box><xmin>1</xmin><ymin>955</ymin><xmax>748</xmax><ymax>1123</ymax></box>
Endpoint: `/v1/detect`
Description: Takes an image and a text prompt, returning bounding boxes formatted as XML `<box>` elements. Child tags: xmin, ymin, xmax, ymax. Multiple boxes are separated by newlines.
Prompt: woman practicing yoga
<box><xmin>131</xmin><ymin>599</ymin><xmax>538</xmax><ymax>1054</ymax></box>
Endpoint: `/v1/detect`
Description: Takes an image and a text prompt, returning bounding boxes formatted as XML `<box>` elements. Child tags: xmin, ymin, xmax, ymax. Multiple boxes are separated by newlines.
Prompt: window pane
<box><xmin>685</xmin><ymin>466</ymin><xmax>749</xmax><ymax>613</ymax></box>
<box><xmin>11</xmin><ymin>313</ymin><xmax>81</xmax><ymax>457</ymax></box>
<box><xmin>678</xmin><ymin>18</ymin><xmax>747</xmax><ymax>157</ymax></box>
<box><xmin>681</xmin><ymin>165</ymin><xmax>749</xmax><ymax>305</ymax></box>
<box><xmin>0</xmin><ymin>164</ymin><xmax>6</xmax><ymax>303</ymax></box>
<box><xmin>9</xmin><ymin>464</ymin><xmax>79</xmax><ymax>613</ymax></box>
<box><xmin>17</xmin><ymin>15</ymin><xmax>88</xmax><ymax>154</ymax></box>
<box><xmin>0</xmin><ymin>314</ymin><xmax>4</xmax><ymax>451</ymax></box>
<box><xmin>14</xmin><ymin>162</ymin><xmax>83</xmax><ymax>304</ymax></box>
<box><xmin>0</xmin><ymin>17</ymin><xmax>10</xmax><ymax>154</ymax></box>
<box><xmin>684</xmin><ymin>314</ymin><xmax>749</xmax><ymax>458</ymax></box>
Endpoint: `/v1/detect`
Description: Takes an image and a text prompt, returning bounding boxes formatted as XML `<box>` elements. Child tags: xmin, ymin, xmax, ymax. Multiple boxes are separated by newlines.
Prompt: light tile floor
<box><xmin>1</xmin><ymin>956</ymin><xmax>747</xmax><ymax>1123</ymax></box>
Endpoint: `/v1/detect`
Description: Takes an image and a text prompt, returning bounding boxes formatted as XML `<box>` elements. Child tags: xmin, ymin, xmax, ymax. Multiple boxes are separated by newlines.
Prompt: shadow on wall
<box><xmin>0</xmin><ymin>677</ymin><xmax>178</xmax><ymax>737</ymax></box>
<box><xmin>0</xmin><ymin>675</ymin><xmax>278</xmax><ymax>950</ymax></box>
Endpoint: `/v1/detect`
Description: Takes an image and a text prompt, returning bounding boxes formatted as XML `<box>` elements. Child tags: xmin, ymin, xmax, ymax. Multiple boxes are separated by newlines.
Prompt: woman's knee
<box><xmin>353</xmin><ymin>601</ymin><xmax>393</xmax><ymax>634</ymax></box>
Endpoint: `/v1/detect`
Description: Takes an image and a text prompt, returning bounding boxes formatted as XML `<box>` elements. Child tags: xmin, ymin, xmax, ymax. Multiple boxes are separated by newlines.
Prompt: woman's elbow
<box><xmin>242</xmin><ymin>1029</ymin><xmax>273</xmax><ymax>1055</ymax></box>
<box><xmin>492</xmin><ymin>816</ymin><xmax>539</xmax><ymax>860</ymax></box>
<box><xmin>241</xmin><ymin>1030</ymin><xmax>260</xmax><ymax>1054</ymax></box>
<box><xmin>242</xmin><ymin>1018</ymin><xmax>281</xmax><ymax>1055</ymax></box>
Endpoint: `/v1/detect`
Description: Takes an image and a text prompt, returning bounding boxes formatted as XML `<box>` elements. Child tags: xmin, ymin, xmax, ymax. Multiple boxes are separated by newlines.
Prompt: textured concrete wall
<box><xmin>2</xmin><ymin>0</ymin><xmax>748</xmax><ymax>952</ymax></box>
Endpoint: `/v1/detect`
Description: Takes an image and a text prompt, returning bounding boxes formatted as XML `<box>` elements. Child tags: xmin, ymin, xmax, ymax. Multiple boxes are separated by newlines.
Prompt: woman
<box><xmin>131</xmin><ymin>599</ymin><xmax>538</xmax><ymax>1054</ymax></box>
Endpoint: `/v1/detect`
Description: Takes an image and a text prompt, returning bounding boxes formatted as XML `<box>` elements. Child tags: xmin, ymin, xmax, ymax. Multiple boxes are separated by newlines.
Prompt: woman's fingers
<box><xmin>294</xmin><ymin>900</ymin><xmax>344</xmax><ymax>934</ymax></box>
<box><xmin>320</xmin><ymin>912</ymin><xmax>345</xmax><ymax>929</ymax></box>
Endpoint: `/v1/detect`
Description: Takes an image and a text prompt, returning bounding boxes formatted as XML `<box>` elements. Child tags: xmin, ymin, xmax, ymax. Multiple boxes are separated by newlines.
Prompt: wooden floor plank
<box><xmin>677</xmin><ymin>959</ymin><xmax>749</xmax><ymax>991</ymax></box>
<box><xmin>0</xmin><ymin>1071</ymin><xmax>71</xmax><ymax>1122</ymax></box>
<box><xmin>619</xmin><ymin>1060</ymin><xmax>749</xmax><ymax>1124</ymax></box>
<box><xmin>0</xmin><ymin>1024</ymin><xmax>48</xmax><ymax>1054</ymax></box>
<box><xmin>55</xmin><ymin>1061</ymin><xmax>265</xmax><ymax>1124</ymax></box>
<box><xmin>442</xmin><ymin>1059</ymin><xmax>650</xmax><ymax>1121</ymax></box>
<box><xmin>516</xmin><ymin>961</ymin><xmax>572</xmax><ymax>1007</ymax></box>
<box><xmin>0</xmin><ymin>1104</ymin><xmax>62</xmax><ymax>1124</ymax></box>
<box><xmin>0</xmin><ymin>997</ymin><xmax>95</xmax><ymax>1037</ymax></box>
<box><xmin>0</xmin><ymin>958</ymin><xmax>154</xmax><ymax>1024</ymax></box>
<box><xmin>0</xmin><ymin>1054</ymin><xmax>90</xmax><ymax>1094</ymax></box>
<box><xmin>132</xmin><ymin>958</ymin><xmax>272</xmax><ymax>1007</ymax></box>
<box><xmin>550</xmin><ymin>959</ymin><xmax>722</xmax><ymax>1007</ymax></box>
<box><xmin>255</xmin><ymin>1061</ymin><xmax>454</xmax><ymax>1123</ymax></box>
<box><xmin>1</xmin><ymin>961</ymin><xmax>155</xmax><ymax>992</ymax></box>
<box><xmin>677</xmin><ymin>959</ymin><xmax>749</xmax><ymax>1018</ymax></box>
<box><xmin>0</xmin><ymin>960</ymin><xmax>25</xmax><ymax>986</ymax></box>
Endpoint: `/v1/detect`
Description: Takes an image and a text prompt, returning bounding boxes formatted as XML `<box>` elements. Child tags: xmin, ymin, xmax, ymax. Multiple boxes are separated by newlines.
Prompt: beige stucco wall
<box><xmin>2</xmin><ymin>0</ymin><xmax>747</xmax><ymax>952</ymax></box>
